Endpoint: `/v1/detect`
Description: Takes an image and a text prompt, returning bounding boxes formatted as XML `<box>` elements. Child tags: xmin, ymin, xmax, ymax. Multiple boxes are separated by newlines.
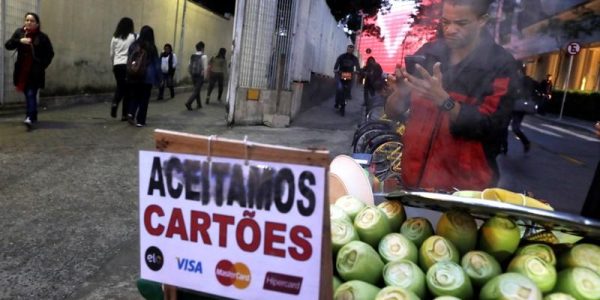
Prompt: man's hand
<box><xmin>384</xmin><ymin>68</ymin><xmax>411</xmax><ymax>119</ymax></box>
<box><xmin>402</xmin><ymin>62</ymin><xmax>449</xmax><ymax>106</ymax></box>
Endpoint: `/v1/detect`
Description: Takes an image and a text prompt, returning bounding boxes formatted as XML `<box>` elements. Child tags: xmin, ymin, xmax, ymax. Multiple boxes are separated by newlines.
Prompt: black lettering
<box><xmin>148</xmin><ymin>157</ymin><xmax>166</xmax><ymax>197</ymax></box>
<box><xmin>165</xmin><ymin>157</ymin><xmax>183</xmax><ymax>199</ymax></box>
<box><xmin>183</xmin><ymin>160</ymin><xmax>201</xmax><ymax>201</ymax></box>
<box><xmin>227</xmin><ymin>164</ymin><xmax>247</xmax><ymax>207</ymax></box>
<box><xmin>255</xmin><ymin>167</ymin><xmax>274</xmax><ymax>210</ymax></box>
<box><xmin>211</xmin><ymin>162</ymin><xmax>230</xmax><ymax>206</ymax></box>
<box><xmin>297</xmin><ymin>171</ymin><xmax>316</xmax><ymax>216</ymax></box>
<box><xmin>201</xmin><ymin>161</ymin><xmax>210</xmax><ymax>205</ymax></box>
<box><xmin>274</xmin><ymin>168</ymin><xmax>295</xmax><ymax>213</ymax></box>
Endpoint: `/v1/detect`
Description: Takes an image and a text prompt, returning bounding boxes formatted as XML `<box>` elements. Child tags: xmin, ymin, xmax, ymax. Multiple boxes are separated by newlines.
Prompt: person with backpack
<box><xmin>4</xmin><ymin>12</ymin><xmax>54</xmax><ymax>130</ymax></box>
<box><xmin>185</xmin><ymin>41</ymin><xmax>208</xmax><ymax>110</ymax></box>
<box><xmin>126</xmin><ymin>25</ymin><xmax>160</xmax><ymax>127</ymax></box>
<box><xmin>157</xmin><ymin>43</ymin><xmax>177</xmax><ymax>100</ymax></box>
<box><xmin>109</xmin><ymin>17</ymin><xmax>136</xmax><ymax>120</ymax></box>
<box><xmin>206</xmin><ymin>47</ymin><xmax>227</xmax><ymax>104</ymax></box>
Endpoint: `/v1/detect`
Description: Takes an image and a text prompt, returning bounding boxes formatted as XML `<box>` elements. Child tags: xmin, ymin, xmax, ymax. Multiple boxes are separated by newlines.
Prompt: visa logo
<box><xmin>176</xmin><ymin>257</ymin><xmax>203</xmax><ymax>274</ymax></box>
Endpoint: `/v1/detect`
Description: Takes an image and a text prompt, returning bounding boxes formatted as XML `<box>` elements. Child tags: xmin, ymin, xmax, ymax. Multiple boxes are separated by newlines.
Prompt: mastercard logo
<box><xmin>215</xmin><ymin>259</ymin><xmax>251</xmax><ymax>289</ymax></box>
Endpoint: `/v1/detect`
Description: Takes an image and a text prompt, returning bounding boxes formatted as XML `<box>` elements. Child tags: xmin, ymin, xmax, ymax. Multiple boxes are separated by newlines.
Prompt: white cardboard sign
<box><xmin>139</xmin><ymin>151</ymin><xmax>326</xmax><ymax>299</ymax></box>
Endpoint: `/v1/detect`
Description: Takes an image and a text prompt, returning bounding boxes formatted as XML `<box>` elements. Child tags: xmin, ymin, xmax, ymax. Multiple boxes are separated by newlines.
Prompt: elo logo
<box><xmin>144</xmin><ymin>246</ymin><xmax>164</xmax><ymax>271</ymax></box>
<box><xmin>215</xmin><ymin>260</ymin><xmax>251</xmax><ymax>289</ymax></box>
<box><xmin>177</xmin><ymin>257</ymin><xmax>203</xmax><ymax>274</ymax></box>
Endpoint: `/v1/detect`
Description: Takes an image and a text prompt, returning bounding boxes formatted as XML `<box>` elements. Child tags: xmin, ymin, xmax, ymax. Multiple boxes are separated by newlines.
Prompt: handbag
<box><xmin>513</xmin><ymin>98</ymin><xmax>538</xmax><ymax>114</ymax></box>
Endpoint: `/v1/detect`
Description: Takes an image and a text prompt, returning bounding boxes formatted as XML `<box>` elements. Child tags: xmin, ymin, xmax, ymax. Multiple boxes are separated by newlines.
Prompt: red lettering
<box><xmin>165</xmin><ymin>208</ymin><xmax>189</xmax><ymax>241</ymax></box>
<box><xmin>190</xmin><ymin>211</ymin><xmax>212</xmax><ymax>245</ymax></box>
<box><xmin>236</xmin><ymin>217</ymin><xmax>261</xmax><ymax>253</ymax></box>
<box><xmin>144</xmin><ymin>204</ymin><xmax>165</xmax><ymax>236</ymax></box>
<box><xmin>264</xmin><ymin>222</ymin><xmax>286</xmax><ymax>258</ymax></box>
<box><xmin>289</xmin><ymin>225</ymin><xmax>312</xmax><ymax>261</ymax></box>
<box><xmin>213</xmin><ymin>214</ymin><xmax>235</xmax><ymax>247</ymax></box>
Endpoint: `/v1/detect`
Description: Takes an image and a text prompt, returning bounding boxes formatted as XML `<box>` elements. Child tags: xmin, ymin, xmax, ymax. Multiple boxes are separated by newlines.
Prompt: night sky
<box><xmin>191</xmin><ymin>0</ymin><xmax>236</xmax><ymax>16</ymax></box>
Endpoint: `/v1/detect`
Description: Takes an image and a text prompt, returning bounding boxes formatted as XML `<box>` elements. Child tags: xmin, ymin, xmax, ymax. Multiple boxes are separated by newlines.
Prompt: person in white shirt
<box><xmin>109</xmin><ymin>17</ymin><xmax>136</xmax><ymax>120</ymax></box>
<box><xmin>157</xmin><ymin>43</ymin><xmax>177</xmax><ymax>100</ymax></box>
<box><xmin>185</xmin><ymin>41</ymin><xmax>208</xmax><ymax>110</ymax></box>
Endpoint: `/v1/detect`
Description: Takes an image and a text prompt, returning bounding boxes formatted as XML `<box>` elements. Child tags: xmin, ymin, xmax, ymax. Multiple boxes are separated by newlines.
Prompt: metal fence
<box><xmin>1</xmin><ymin>0</ymin><xmax>38</xmax><ymax>105</ymax></box>
<box><xmin>237</xmin><ymin>0</ymin><xmax>296</xmax><ymax>90</ymax></box>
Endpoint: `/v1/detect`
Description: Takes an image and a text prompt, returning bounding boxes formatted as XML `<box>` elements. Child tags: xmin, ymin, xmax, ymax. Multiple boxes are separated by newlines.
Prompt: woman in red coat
<box><xmin>4</xmin><ymin>12</ymin><xmax>54</xmax><ymax>130</ymax></box>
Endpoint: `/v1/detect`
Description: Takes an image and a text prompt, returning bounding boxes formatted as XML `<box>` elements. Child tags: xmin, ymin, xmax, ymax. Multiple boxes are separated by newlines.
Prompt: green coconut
<box><xmin>419</xmin><ymin>235</ymin><xmax>460</xmax><ymax>271</ymax></box>
<box><xmin>331</xmin><ymin>218</ymin><xmax>359</xmax><ymax>254</ymax></box>
<box><xmin>461</xmin><ymin>250</ymin><xmax>502</xmax><ymax>287</ymax></box>
<box><xmin>507</xmin><ymin>254</ymin><xmax>557</xmax><ymax>293</ymax></box>
<box><xmin>336</xmin><ymin>240</ymin><xmax>384</xmax><ymax>285</ymax></box>
<box><xmin>543</xmin><ymin>293</ymin><xmax>576</xmax><ymax>300</ymax></box>
<box><xmin>335</xmin><ymin>195</ymin><xmax>366</xmax><ymax>221</ymax></box>
<box><xmin>353</xmin><ymin>206</ymin><xmax>391</xmax><ymax>248</ymax></box>
<box><xmin>516</xmin><ymin>243</ymin><xmax>557</xmax><ymax>266</ymax></box>
<box><xmin>478</xmin><ymin>216</ymin><xmax>521</xmax><ymax>262</ymax></box>
<box><xmin>479</xmin><ymin>272</ymin><xmax>542</xmax><ymax>300</ymax></box>
<box><xmin>378</xmin><ymin>233</ymin><xmax>418</xmax><ymax>263</ymax></box>
<box><xmin>436</xmin><ymin>210</ymin><xmax>477</xmax><ymax>255</ymax></box>
<box><xmin>374</xmin><ymin>286</ymin><xmax>420</xmax><ymax>300</ymax></box>
<box><xmin>554</xmin><ymin>267</ymin><xmax>600</xmax><ymax>300</ymax></box>
<box><xmin>334</xmin><ymin>280</ymin><xmax>381</xmax><ymax>300</ymax></box>
<box><xmin>400</xmin><ymin>217</ymin><xmax>434</xmax><ymax>248</ymax></box>
<box><xmin>383</xmin><ymin>260</ymin><xmax>426</xmax><ymax>299</ymax></box>
<box><xmin>377</xmin><ymin>200</ymin><xmax>406</xmax><ymax>232</ymax></box>
<box><xmin>559</xmin><ymin>243</ymin><xmax>600</xmax><ymax>275</ymax></box>
<box><xmin>331</xmin><ymin>204</ymin><xmax>352</xmax><ymax>223</ymax></box>
<box><xmin>426</xmin><ymin>261</ymin><xmax>473</xmax><ymax>299</ymax></box>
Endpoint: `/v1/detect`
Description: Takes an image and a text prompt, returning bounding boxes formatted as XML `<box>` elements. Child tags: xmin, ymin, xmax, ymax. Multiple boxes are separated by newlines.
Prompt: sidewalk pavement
<box><xmin>0</xmin><ymin>82</ymin><xmax>366</xmax><ymax>300</ymax></box>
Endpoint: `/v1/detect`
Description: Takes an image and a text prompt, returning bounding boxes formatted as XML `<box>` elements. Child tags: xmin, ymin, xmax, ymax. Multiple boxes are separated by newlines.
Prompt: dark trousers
<box><xmin>158</xmin><ymin>72</ymin><xmax>175</xmax><ymax>99</ymax></box>
<box><xmin>207</xmin><ymin>72</ymin><xmax>224</xmax><ymax>101</ymax></box>
<box><xmin>24</xmin><ymin>88</ymin><xmax>39</xmax><ymax>121</ymax></box>
<box><xmin>185</xmin><ymin>75</ymin><xmax>204</xmax><ymax>108</ymax></box>
<box><xmin>129</xmin><ymin>83</ymin><xmax>152</xmax><ymax>125</ymax></box>
<box><xmin>511</xmin><ymin>112</ymin><xmax>530</xmax><ymax>147</ymax></box>
<box><xmin>112</xmin><ymin>64</ymin><xmax>130</xmax><ymax>118</ymax></box>
<box><xmin>335</xmin><ymin>77</ymin><xmax>352</xmax><ymax>108</ymax></box>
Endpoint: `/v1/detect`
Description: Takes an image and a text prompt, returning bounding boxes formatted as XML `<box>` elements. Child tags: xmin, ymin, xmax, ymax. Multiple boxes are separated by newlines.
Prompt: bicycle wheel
<box><xmin>365</xmin><ymin>132</ymin><xmax>402</xmax><ymax>154</ymax></box>
<box><xmin>351</xmin><ymin>120</ymin><xmax>394</xmax><ymax>148</ymax></box>
<box><xmin>353</xmin><ymin>129</ymin><xmax>397</xmax><ymax>153</ymax></box>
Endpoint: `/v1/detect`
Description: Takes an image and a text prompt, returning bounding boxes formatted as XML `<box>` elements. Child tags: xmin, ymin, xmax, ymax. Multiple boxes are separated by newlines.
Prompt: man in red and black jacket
<box><xmin>385</xmin><ymin>0</ymin><xmax>519</xmax><ymax>191</ymax></box>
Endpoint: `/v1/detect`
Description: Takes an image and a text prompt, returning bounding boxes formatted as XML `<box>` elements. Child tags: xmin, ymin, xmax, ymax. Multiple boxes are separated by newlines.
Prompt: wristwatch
<box><xmin>440</xmin><ymin>97</ymin><xmax>455</xmax><ymax>111</ymax></box>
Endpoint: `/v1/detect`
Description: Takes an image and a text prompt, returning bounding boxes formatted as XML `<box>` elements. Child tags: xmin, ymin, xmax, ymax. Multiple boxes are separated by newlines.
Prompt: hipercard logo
<box><xmin>215</xmin><ymin>260</ymin><xmax>251</xmax><ymax>289</ymax></box>
<box><xmin>263</xmin><ymin>272</ymin><xmax>303</xmax><ymax>295</ymax></box>
<box><xmin>144</xmin><ymin>246</ymin><xmax>164</xmax><ymax>271</ymax></box>
<box><xmin>176</xmin><ymin>257</ymin><xmax>203</xmax><ymax>274</ymax></box>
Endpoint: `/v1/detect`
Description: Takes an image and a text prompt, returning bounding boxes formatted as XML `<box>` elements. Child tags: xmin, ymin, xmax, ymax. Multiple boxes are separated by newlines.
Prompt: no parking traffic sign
<box><xmin>567</xmin><ymin>42</ymin><xmax>581</xmax><ymax>55</ymax></box>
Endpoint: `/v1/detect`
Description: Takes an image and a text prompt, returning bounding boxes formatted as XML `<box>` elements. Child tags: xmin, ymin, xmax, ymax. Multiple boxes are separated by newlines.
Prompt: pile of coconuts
<box><xmin>331</xmin><ymin>195</ymin><xmax>600</xmax><ymax>300</ymax></box>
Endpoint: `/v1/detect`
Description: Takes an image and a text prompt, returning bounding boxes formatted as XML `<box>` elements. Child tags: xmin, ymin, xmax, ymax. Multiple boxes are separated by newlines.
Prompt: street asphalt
<box><xmin>0</xmin><ymin>84</ymin><xmax>364</xmax><ymax>299</ymax></box>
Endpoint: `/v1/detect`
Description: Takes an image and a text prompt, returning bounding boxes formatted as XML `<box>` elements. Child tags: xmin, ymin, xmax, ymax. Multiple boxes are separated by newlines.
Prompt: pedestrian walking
<box><xmin>361</xmin><ymin>56</ymin><xmax>384</xmax><ymax>111</ymax></box>
<box><xmin>110</xmin><ymin>17</ymin><xmax>136</xmax><ymax>121</ymax></box>
<box><xmin>157</xmin><ymin>43</ymin><xmax>177</xmax><ymax>100</ymax></box>
<box><xmin>206</xmin><ymin>47</ymin><xmax>227</xmax><ymax>104</ymax></box>
<box><xmin>4</xmin><ymin>12</ymin><xmax>54</xmax><ymax>130</ymax></box>
<box><xmin>126</xmin><ymin>25</ymin><xmax>160</xmax><ymax>127</ymax></box>
<box><xmin>185</xmin><ymin>41</ymin><xmax>208</xmax><ymax>110</ymax></box>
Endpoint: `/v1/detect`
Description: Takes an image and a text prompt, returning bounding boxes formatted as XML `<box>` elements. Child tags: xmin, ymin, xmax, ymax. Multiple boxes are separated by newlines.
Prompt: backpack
<box><xmin>127</xmin><ymin>43</ymin><xmax>148</xmax><ymax>79</ymax></box>
<box><xmin>189</xmin><ymin>54</ymin><xmax>204</xmax><ymax>76</ymax></box>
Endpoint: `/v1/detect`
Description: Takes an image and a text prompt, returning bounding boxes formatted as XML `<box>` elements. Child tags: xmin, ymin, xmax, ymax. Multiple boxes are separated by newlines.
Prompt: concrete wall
<box><xmin>28</xmin><ymin>0</ymin><xmax>233</xmax><ymax>99</ymax></box>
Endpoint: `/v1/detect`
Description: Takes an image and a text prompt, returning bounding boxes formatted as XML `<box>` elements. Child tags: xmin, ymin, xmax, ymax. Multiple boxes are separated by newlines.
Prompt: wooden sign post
<box><xmin>141</xmin><ymin>129</ymin><xmax>332</xmax><ymax>300</ymax></box>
